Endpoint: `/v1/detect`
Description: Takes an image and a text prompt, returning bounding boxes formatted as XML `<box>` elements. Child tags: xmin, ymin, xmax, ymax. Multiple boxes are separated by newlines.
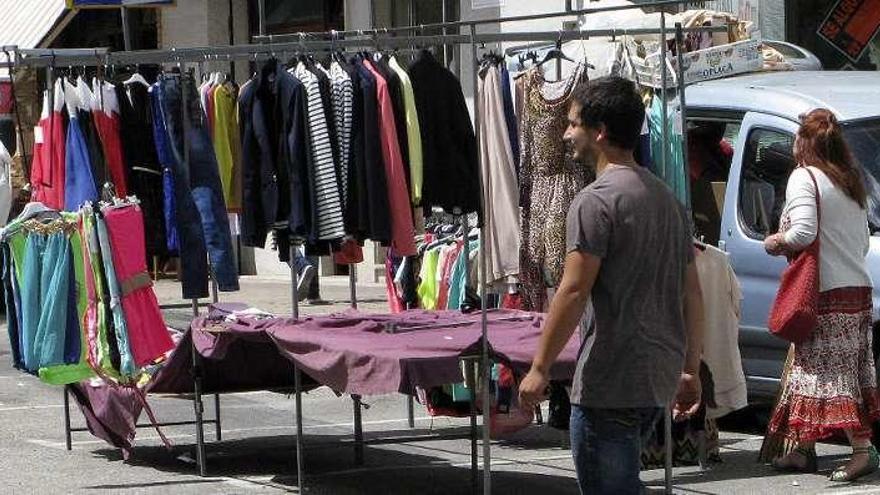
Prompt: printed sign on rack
<box><xmin>66</xmin><ymin>0</ymin><xmax>174</xmax><ymax>7</ymax></box>
<box><xmin>817</xmin><ymin>0</ymin><xmax>880</xmax><ymax>62</ymax></box>
<box><xmin>643</xmin><ymin>39</ymin><xmax>762</xmax><ymax>88</ymax></box>
<box><xmin>677</xmin><ymin>39</ymin><xmax>763</xmax><ymax>85</ymax></box>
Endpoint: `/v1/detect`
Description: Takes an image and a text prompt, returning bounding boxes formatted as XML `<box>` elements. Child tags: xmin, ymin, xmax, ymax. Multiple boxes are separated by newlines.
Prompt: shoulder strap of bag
<box><xmin>801</xmin><ymin>166</ymin><xmax>821</xmax><ymax>237</ymax></box>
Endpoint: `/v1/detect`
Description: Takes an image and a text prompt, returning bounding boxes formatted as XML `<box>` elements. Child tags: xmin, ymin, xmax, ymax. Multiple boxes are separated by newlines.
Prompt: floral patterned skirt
<box><xmin>768</xmin><ymin>287</ymin><xmax>880</xmax><ymax>442</ymax></box>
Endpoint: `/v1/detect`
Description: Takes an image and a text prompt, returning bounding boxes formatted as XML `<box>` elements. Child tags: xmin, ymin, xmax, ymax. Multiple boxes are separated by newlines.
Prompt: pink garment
<box><xmin>363</xmin><ymin>60</ymin><xmax>417</xmax><ymax>256</ymax></box>
<box><xmin>102</xmin><ymin>204</ymin><xmax>172</xmax><ymax>366</ymax></box>
<box><xmin>436</xmin><ymin>241</ymin><xmax>463</xmax><ymax>309</ymax></box>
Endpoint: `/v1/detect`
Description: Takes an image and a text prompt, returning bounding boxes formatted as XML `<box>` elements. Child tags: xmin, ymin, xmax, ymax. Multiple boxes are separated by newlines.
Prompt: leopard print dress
<box><xmin>517</xmin><ymin>64</ymin><xmax>594</xmax><ymax>311</ymax></box>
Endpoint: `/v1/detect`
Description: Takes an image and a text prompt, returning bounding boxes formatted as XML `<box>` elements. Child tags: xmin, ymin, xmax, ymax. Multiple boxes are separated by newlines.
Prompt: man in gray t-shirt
<box><xmin>519</xmin><ymin>77</ymin><xmax>705</xmax><ymax>495</ymax></box>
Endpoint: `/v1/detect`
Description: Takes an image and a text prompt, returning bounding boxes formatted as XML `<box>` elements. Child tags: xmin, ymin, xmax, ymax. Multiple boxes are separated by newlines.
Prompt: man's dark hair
<box><xmin>572</xmin><ymin>76</ymin><xmax>645</xmax><ymax>151</ymax></box>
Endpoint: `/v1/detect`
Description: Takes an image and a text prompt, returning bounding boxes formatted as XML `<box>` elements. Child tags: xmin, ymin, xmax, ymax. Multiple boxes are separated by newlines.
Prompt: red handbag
<box><xmin>768</xmin><ymin>167</ymin><xmax>821</xmax><ymax>344</ymax></box>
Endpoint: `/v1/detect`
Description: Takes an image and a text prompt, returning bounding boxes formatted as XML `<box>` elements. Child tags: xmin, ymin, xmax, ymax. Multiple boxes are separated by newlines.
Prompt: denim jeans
<box><xmin>570</xmin><ymin>406</ymin><xmax>664</xmax><ymax>495</ymax></box>
<box><xmin>159</xmin><ymin>75</ymin><xmax>238</xmax><ymax>298</ymax></box>
<box><xmin>290</xmin><ymin>247</ymin><xmax>319</xmax><ymax>299</ymax></box>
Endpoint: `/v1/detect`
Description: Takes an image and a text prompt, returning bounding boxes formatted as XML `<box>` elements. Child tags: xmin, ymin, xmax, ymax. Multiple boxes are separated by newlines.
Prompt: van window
<box><xmin>738</xmin><ymin>128</ymin><xmax>795</xmax><ymax>239</ymax></box>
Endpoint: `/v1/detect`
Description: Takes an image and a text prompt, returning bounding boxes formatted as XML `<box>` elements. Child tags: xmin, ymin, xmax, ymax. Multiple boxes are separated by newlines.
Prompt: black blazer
<box><xmin>352</xmin><ymin>58</ymin><xmax>392</xmax><ymax>244</ymax></box>
<box><xmin>240</xmin><ymin>59</ymin><xmax>315</xmax><ymax>247</ymax></box>
<box><xmin>408</xmin><ymin>50</ymin><xmax>481</xmax><ymax>216</ymax></box>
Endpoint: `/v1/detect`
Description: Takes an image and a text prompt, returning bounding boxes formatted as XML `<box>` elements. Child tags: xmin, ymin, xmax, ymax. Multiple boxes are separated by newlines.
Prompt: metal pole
<box><xmin>467</xmin><ymin>359</ymin><xmax>479</xmax><ymax>493</ymax></box>
<box><xmin>121</xmin><ymin>7</ymin><xmax>132</xmax><ymax>52</ymax></box>
<box><xmin>257</xmin><ymin>0</ymin><xmax>267</xmax><ymax>37</ymax></box>
<box><xmin>214</xmin><ymin>393</ymin><xmax>222</xmax><ymax>442</ymax></box>
<box><xmin>290</xmin><ymin>243</ymin><xmax>305</xmax><ymax>490</ymax></box>
<box><xmin>660</xmin><ymin>12</ymin><xmax>670</xmax><ymax>204</ymax></box>
<box><xmin>46</xmin><ymin>65</ymin><xmax>55</xmax><ymax>194</ymax></box>
<box><xmin>191</xmin><ymin>297</ymin><xmax>207</xmax><ymax>476</ymax></box>
<box><xmin>407</xmin><ymin>395</ymin><xmax>415</xmax><ymax>428</ymax></box>
<box><xmin>294</xmin><ymin>366</ymin><xmax>305</xmax><ymax>489</ymax></box>
<box><xmin>675</xmin><ymin>22</ymin><xmax>691</xmax><ymax>209</ymax></box>
<box><xmin>442</xmin><ymin>0</ymin><xmax>449</xmax><ymax>66</ymax></box>
<box><xmin>227</xmin><ymin>0</ymin><xmax>236</xmax><ymax>77</ymax></box>
<box><xmin>63</xmin><ymin>386</ymin><xmax>72</xmax><ymax>451</ymax></box>
<box><xmin>353</xmin><ymin>394</ymin><xmax>364</xmax><ymax>465</ymax></box>
<box><xmin>349</xmin><ymin>266</ymin><xmax>358</xmax><ymax>310</ymax></box>
<box><xmin>470</xmin><ymin>23</ymin><xmax>491</xmax><ymax>495</ymax></box>
<box><xmin>660</xmin><ymin>16</ymin><xmax>673</xmax><ymax>494</ymax></box>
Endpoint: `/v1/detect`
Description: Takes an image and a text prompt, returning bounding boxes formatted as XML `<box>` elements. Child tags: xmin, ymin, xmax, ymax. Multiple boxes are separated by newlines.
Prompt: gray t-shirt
<box><xmin>567</xmin><ymin>164</ymin><xmax>693</xmax><ymax>408</ymax></box>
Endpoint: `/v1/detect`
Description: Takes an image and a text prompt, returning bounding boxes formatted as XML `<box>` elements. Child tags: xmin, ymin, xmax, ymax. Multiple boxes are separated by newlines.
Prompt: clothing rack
<box><xmin>8</xmin><ymin>1</ymin><xmax>719</xmax><ymax>492</ymax></box>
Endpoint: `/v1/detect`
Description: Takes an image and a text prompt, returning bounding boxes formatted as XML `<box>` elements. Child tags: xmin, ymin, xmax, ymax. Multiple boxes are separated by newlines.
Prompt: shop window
<box><xmin>738</xmin><ymin>128</ymin><xmax>794</xmax><ymax>239</ymax></box>
<box><xmin>371</xmin><ymin>0</ymin><xmax>460</xmax><ymax>68</ymax></box>
<box><xmin>249</xmin><ymin>0</ymin><xmax>344</xmax><ymax>37</ymax></box>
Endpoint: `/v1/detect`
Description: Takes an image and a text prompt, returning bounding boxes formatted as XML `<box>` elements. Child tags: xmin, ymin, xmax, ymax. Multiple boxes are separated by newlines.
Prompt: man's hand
<box><xmin>672</xmin><ymin>371</ymin><xmax>701</xmax><ymax>421</ymax></box>
<box><xmin>519</xmin><ymin>367</ymin><xmax>550</xmax><ymax>411</ymax></box>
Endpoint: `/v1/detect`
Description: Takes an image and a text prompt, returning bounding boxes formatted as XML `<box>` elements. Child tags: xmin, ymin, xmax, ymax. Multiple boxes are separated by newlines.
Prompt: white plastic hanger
<box><xmin>124</xmin><ymin>70</ymin><xmax>149</xmax><ymax>88</ymax></box>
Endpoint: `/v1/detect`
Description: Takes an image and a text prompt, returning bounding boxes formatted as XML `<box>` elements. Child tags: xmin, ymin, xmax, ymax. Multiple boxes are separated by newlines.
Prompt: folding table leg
<box><xmin>191</xmin><ymin>298</ymin><xmax>207</xmax><ymax>477</ymax></box>
<box><xmin>63</xmin><ymin>386</ymin><xmax>72</xmax><ymax>451</ymax></box>
<box><xmin>664</xmin><ymin>407</ymin><xmax>673</xmax><ymax>494</ymax></box>
<box><xmin>407</xmin><ymin>395</ymin><xmax>415</xmax><ymax>429</ymax></box>
<box><xmin>294</xmin><ymin>366</ymin><xmax>305</xmax><ymax>490</ymax></box>
<box><xmin>214</xmin><ymin>394</ymin><xmax>222</xmax><ymax>442</ymax></box>
<box><xmin>466</xmin><ymin>360</ymin><xmax>479</xmax><ymax>493</ymax></box>
<box><xmin>353</xmin><ymin>394</ymin><xmax>364</xmax><ymax>465</ymax></box>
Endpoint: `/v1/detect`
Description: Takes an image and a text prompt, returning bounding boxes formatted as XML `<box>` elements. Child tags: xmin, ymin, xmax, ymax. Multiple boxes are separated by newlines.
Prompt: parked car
<box><xmin>684</xmin><ymin>70</ymin><xmax>880</xmax><ymax>403</ymax></box>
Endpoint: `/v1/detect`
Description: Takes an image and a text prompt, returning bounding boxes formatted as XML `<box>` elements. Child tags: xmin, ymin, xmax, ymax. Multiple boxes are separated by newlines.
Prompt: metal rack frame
<box><xmin>11</xmin><ymin>1</ymin><xmax>724</xmax><ymax>492</ymax></box>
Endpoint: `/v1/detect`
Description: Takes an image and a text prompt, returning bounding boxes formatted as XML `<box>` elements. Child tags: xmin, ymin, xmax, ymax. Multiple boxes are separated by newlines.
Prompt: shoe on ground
<box><xmin>296</xmin><ymin>265</ymin><xmax>315</xmax><ymax>302</ymax></box>
<box><xmin>306</xmin><ymin>298</ymin><xmax>332</xmax><ymax>306</ymax></box>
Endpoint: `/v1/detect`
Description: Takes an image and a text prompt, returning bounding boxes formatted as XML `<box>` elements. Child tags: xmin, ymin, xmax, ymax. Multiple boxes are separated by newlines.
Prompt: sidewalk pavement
<box><xmin>0</xmin><ymin>276</ymin><xmax>879</xmax><ymax>493</ymax></box>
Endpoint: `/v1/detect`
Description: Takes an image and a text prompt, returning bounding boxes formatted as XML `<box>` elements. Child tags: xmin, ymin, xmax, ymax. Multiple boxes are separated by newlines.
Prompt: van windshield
<box><xmin>842</xmin><ymin>119</ymin><xmax>880</xmax><ymax>233</ymax></box>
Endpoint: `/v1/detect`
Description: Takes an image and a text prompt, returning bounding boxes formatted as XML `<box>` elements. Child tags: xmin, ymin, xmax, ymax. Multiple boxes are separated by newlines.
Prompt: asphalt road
<box><xmin>1</xmin><ymin>276</ymin><xmax>879</xmax><ymax>494</ymax></box>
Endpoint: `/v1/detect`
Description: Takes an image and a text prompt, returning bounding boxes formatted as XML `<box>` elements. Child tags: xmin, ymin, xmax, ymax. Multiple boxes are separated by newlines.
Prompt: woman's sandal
<box><xmin>771</xmin><ymin>446</ymin><xmax>818</xmax><ymax>473</ymax></box>
<box><xmin>830</xmin><ymin>446</ymin><xmax>879</xmax><ymax>482</ymax></box>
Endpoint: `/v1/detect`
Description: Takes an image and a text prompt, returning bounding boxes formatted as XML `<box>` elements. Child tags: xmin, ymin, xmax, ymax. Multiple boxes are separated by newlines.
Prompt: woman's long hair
<box><xmin>793</xmin><ymin>108</ymin><xmax>867</xmax><ymax>209</ymax></box>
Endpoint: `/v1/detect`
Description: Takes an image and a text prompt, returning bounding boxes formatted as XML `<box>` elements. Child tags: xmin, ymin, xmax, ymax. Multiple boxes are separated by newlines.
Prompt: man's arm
<box><xmin>519</xmin><ymin>250</ymin><xmax>600</xmax><ymax>409</ymax></box>
<box><xmin>674</xmin><ymin>261</ymin><xmax>705</xmax><ymax>419</ymax></box>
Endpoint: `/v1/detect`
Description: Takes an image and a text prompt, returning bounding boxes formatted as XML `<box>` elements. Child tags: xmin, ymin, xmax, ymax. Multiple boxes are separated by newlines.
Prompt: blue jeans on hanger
<box><xmin>570</xmin><ymin>406</ymin><xmax>663</xmax><ymax>495</ymax></box>
<box><xmin>159</xmin><ymin>75</ymin><xmax>239</xmax><ymax>298</ymax></box>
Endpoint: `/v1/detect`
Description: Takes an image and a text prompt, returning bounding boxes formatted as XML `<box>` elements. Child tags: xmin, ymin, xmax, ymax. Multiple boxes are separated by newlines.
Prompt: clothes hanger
<box><xmin>124</xmin><ymin>64</ymin><xmax>150</xmax><ymax>87</ymax></box>
<box><xmin>536</xmin><ymin>34</ymin><xmax>575</xmax><ymax>69</ymax></box>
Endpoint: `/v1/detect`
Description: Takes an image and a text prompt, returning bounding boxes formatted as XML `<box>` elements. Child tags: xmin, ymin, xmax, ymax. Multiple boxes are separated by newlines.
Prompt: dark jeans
<box><xmin>159</xmin><ymin>75</ymin><xmax>239</xmax><ymax>298</ymax></box>
<box><xmin>290</xmin><ymin>248</ymin><xmax>320</xmax><ymax>299</ymax></box>
<box><xmin>570</xmin><ymin>406</ymin><xmax>664</xmax><ymax>495</ymax></box>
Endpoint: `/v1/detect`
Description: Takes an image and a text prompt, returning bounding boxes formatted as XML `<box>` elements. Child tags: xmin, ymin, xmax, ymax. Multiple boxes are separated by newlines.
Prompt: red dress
<box><xmin>92</xmin><ymin>82</ymin><xmax>128</xmax><ymax>197</ymax></box>
<box><xmin>31</xmin><ymin>81</ymin><xmax>66</xmax><ymax>209</ymax></box>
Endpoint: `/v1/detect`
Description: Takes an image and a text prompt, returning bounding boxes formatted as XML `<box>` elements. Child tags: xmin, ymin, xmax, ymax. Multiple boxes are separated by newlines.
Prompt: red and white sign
<box><xmin>817</xmin><ymin>0</ymin><xmax>880</xmax><ymax>62</ymax></box>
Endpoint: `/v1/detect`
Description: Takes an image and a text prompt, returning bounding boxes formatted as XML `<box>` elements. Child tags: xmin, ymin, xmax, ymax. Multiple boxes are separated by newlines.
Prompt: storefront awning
<box><xmin>0</xmin><ymin>0</ymin><xmax>73</xmax><ymax>50</ymax></box>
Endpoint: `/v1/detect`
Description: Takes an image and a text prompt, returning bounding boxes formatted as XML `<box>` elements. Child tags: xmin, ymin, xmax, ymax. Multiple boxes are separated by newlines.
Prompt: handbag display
<box><xmin>768</xmin><ymin>167</ymin><xmax>821</xmax><ymax>344</ymax></box>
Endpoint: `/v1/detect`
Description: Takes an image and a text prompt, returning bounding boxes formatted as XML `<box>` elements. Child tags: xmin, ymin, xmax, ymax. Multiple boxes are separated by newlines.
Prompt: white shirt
<box><xmin>782</xmin><ymin>166</ymin><xmax>872</xmax><ymax>291</ymax></box>
<box><xmin>696</xmin><ymin>244</ymin><xmax>747</xmax><ymax>419</ymax></box>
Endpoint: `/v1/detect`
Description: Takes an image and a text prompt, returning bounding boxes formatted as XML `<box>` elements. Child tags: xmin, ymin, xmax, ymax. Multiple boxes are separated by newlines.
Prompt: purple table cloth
<box><xmin>70</xmin><ymin>308</ymin><xmax>579</xmax><ymax>455</ymax></box>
